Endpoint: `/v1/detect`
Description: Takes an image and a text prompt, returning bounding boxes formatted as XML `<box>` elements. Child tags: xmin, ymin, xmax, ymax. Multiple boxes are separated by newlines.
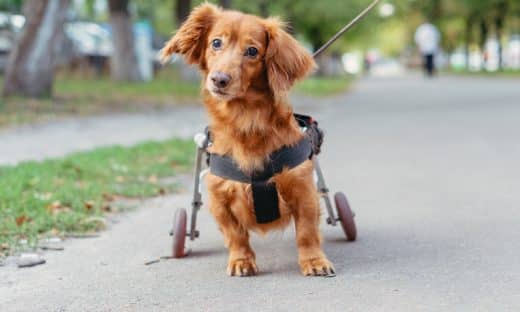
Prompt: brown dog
<box><xmin>161</xmin><ymin>3</ymin><xmax>334</xmax><ymax>277</ymax></box>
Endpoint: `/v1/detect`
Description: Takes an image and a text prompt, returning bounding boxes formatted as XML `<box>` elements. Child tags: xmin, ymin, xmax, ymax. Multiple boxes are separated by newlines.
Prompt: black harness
<box><xmin>208</xmin><ymin>114</ymin><xmax>323</xmax><ymax>224</ymax></box>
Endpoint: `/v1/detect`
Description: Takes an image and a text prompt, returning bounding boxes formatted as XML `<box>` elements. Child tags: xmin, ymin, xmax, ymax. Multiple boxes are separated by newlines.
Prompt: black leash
<box><xmin>312</xmin><ymin>0</ymin><xmax>381</xmax><ymax>58</ymax></box>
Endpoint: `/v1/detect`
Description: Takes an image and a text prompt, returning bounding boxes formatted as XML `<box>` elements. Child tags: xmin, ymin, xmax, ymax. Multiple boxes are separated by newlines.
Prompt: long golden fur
<box><xmin>161</xmin><ymin>3</ymin><xmax>334</xmax><ymax>276</ymax></box>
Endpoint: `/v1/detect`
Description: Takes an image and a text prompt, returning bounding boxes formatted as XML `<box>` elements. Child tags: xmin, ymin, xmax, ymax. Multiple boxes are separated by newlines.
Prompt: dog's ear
<box><xmin>263</xmin><ymin>18</ymin><xmax>316</xmax><ymax>96</ymax></box>
<box><xmin>160</xmin><ymin>3</ymin><xmax>220</xmax><ymax>67</ymax></box>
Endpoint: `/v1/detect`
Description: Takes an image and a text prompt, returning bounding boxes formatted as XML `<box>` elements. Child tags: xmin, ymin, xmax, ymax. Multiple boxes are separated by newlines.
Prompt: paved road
<box><xmin>0</xmin><ymin>108</ymin><xmax>206</xmax><ymax>166</ymax></box>
<box><xmin>1</xmin><ymin>74</ymin><xmax>519</xmax><ymax>311</ymax></box>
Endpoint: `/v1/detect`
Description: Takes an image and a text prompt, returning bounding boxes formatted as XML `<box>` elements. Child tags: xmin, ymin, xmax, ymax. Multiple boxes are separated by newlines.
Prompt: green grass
<box><xmin>295</xmin><ymin>76</ymin><xmax>353</xmax><ymax>96</ymax></box>
<box><xmin>0</xmin><ymin>68</ymin><xmax>201</xmax><ymax>129</ymax></box>
<box><xmin>0</xmin><ymin>139</ymin><xmax>194</xmax><ymax>255</ymax></box>
<box><xmin>54</xmin><ymin>68</ymin><xmax>201</xmax><ymax>102</ymax></box>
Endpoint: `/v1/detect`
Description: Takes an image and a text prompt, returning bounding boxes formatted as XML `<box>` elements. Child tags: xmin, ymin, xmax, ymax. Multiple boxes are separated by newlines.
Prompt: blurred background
<box><xmin>2</xmin><ymin>2</ymin><xmax>520</xmax><ymax>305</ymax></box>
<box><xmin>0</xmin><ymin>0</ymin><xmax>518</xmax><ymax>111</ymax></box>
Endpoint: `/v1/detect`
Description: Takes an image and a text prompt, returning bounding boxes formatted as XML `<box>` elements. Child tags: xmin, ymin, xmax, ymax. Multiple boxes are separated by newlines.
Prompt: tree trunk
<box><xmin>494</xmin><ymin>1</ymin><xmax>508</xmax><ymax>70</ymax></box>
<box><xmin>108</xmin><ymin>0</ymin><xmax>141</xmax><ymax>81</ymax></box>
<box><xmin>176</xmin><ymin>0</ymin><xmax>191</xmax><ymax>26</ymax></box>
<box><xmin>429</xmin><ymin>0</ymin><xmax>442</xmax><ymax>22</ymax></box>
<box><xmin>259</xmin><ymin>0</ymin><xmax>268</xmax><ymax>17</ymax></box>
<box><xmin>479</xmin><ymin>18</ymin><xmax>488</xmax><ymax>69</ymax></box>
<box><xmin>495</xmin><ymin>16</ymin><xmax>504</xmax><ymax>70</ymax></box>
<box><xmin>464</xmin><ymin>15</ymin><xmax>475</xmax><ymax>70</ymax></box>
<box><xmin>219</xmin><ymin>0</ymin><xmax>231</xmax><ymax>9</ymax></box>
<box><xmin>3</xmin><ymin>0</ymin><xmax>69</xmax><ymax>98</ymax></box>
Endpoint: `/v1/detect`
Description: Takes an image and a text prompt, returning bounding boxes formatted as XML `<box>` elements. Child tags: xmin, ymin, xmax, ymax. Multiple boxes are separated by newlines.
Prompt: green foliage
<box><xmin>65</xmin><ymin>0</ymin><xmax>520</xmax><ymax>56</ymax></box>
<box><xmin>0</xmin><ymin>138</ymin><xmax>194</xmax><ymax>253</ymax></box>
<box><xmin>294</xmin><ymin>76</ymin><xmax>353</xmax><ymax>97</ymax></box>
<box><xmin>133</xmin><ymin>0</ymin><xmax>175</xmax><ymax>34</ymax></box>
<box><xmin>0</xmin><ymin>0</ymin><xmax>22</xmax><ymax>12</ymax></box>
<box><xmin>230</xmin><ymin>0</ymin><xmax>375</xmax><ymax>50</ymax></box>
<box><xmin>54</xmin><ymin>67</ymin><xmax>200</xmax><ymax>100</ymax></box>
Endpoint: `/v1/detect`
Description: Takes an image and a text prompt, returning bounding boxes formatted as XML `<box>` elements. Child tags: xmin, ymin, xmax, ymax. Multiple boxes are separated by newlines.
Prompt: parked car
<box><xmin>0</xmin><ymin>12</ymin><xmax>24</xmax><ymax>72</ymax></box>
<box><xmin>0</xmin><ymin>11</ymin><xmax>164</xmax><ymax>76</ymax></box>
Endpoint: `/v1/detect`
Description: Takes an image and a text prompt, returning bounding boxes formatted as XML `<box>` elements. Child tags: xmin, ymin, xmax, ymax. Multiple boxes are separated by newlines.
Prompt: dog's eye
<box><xmin>212</xmin><ymin>39</ymin><xmax>222</xmax><ymax>50</ymax></box>
<box><xmin>245</xmin><ymin>47</ymin><xmax>258</xmax><ymax>58</ymax></box>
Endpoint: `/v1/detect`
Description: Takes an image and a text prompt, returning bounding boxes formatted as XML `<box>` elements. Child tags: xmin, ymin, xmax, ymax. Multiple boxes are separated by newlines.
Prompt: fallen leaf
<box><xmin>15</xmin><ymin>215</ymin><xmax>31</xmax><ymax>226</ymax></box>
<box><xmin>148</xmin><ymin>175</ymin><xmax>158</xmax><ymax>183</ymax></box>
<box><xmin>84</xmin><ymin>201</ymin><xmax>95</xmax><ymax>211</ymax></box>
<box><xmin>46</xmin><ymin>201</ymin><xmax>64</xmax><ymax>214</ymax></box>
<box><xmin>102</xmin><ymin>204</ymin><xmax>112</xmax><ymax>212</ymax></box>
<box><xmin>0</xmin><ymin>243</ymin><xmax>9</xmax><ymax>250</ymax></box>
<box><xmin>158</xmin><ymin>188</ymin><xmax>166</xmax><ymax>196</ymax></box>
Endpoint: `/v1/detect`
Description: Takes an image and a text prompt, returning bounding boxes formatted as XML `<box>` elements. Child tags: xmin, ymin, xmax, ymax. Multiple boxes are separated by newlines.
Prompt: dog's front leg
<box><xmin>208</xmin><ymin>194</ymin><xmax>258</xmax><ymax>276</ymax></box>
<box><xmin>294</xmin><ymin>194</ymin><xmax>335</xmax><ymax>276</ymax></box>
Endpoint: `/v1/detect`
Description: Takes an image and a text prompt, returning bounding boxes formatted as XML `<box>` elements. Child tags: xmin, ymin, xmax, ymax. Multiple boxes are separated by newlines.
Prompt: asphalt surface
<box><xmin>0</xmin><ymin>107</ymin><xmax>206</xmax><ymax>166</ymax></box>
<box><xmin>1</xmin><ymin>74</ymin><xmax>519</xmax><ymax>311</ymax></box>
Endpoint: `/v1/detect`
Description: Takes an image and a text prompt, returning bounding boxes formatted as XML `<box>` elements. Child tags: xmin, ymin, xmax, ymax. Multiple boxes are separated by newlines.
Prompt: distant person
<box><xmin>414</xmin><ymin>22</ymin><xmax>440</xmax><ymax>77</ymax></box>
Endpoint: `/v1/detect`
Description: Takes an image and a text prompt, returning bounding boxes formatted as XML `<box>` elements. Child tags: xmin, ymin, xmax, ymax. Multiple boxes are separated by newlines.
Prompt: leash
<box><xmin>312</xmin><ymin>0</ymin><xmax>381</xmax><ymax>58</ymax></box>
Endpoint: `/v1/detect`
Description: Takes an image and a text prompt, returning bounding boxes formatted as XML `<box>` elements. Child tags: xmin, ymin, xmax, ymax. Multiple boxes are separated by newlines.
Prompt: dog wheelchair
<box><xmin>169</xmin><ymin>114</ymin><xmax>357</xmax><ymax>258</ymax></box>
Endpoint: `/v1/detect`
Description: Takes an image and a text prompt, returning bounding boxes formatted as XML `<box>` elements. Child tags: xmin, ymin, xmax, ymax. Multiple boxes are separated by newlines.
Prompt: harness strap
<box><xmin>209</xmin><ymin>137</ymin><xmax>312</xmax><ymax>183</ymax></box>
<box><xmin>209</xmin><ymin>137</ymin><xmax>312</xmax><ymax>224</ymax></box>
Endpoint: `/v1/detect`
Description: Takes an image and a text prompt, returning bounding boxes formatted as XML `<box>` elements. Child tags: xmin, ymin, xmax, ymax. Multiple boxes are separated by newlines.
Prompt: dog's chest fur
<box><xmin>203</xmin><ymin>94</ymin><xmax>316</xmax><ymax>231</ymax></box>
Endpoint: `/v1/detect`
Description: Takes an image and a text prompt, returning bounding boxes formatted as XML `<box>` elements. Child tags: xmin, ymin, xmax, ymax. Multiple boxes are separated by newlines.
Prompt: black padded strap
<box><xmin>265</xmin><ymin>137</ymin><xmax>312</xmax><ymax>179</ymax></box>
<box><xmin>209</xmin><ymin>137</ymin><xmax>312</xmax><ymax>183</ymax></box>
<box><xmin>209</xmin><ymin>154</ymin><xmax>250</xmax><ymax>183</ymax></box>
<box><xmin>208</xmin><ymin>136</ymin><xmax>312</xmax><ymax>224</ymax></box>
<box><xmin>252</xmin><ymin>182</ymin><xmax>280</xmax><ymax>223</ymax></box>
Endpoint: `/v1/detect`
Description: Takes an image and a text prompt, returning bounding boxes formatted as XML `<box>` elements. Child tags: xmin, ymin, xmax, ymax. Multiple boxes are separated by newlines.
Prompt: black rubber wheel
<box><xmin>172</xmin><ymin>208</ymin><xmax>187</xmax><ymax>258</ymax></box>
<box><xmin>334</xmin><ymin>192</ymin><xmax>357</xmax><ymax>241</ymax></box>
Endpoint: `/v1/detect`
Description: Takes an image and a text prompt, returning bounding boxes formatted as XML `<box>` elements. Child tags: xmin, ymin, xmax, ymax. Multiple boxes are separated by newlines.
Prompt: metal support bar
<box><xmin>313</xmin><ymin>157</ymin><xmax>338</xmax><ymax>226</ymax></box>
<box><xmin>189</xmin><ymin>146</ymin><xmax>205</xmax><ymax>241</ymax></box>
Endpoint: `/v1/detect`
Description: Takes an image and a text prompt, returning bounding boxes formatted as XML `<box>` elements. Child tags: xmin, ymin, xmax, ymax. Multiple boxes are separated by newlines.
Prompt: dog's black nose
<box><xmin>210</xmin><ymin>72</ymin><xmax>231</xmax><ymax>88</ymax></box>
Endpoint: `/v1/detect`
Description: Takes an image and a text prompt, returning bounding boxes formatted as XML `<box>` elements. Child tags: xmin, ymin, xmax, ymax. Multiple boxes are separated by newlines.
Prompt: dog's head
<box><xmin>161</xmin><ymin>3</ymin><xmax>315</xmax><ymax>101</ymax></box>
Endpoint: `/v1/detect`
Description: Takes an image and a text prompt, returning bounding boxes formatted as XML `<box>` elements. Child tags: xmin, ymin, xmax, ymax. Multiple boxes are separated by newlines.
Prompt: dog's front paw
<box><xmin>299</xmin><ymin>257</ymin><xmax>335</xmax><ymax>276</ymax></box>
<box><xmin>227</xmin><ymin>258</ymin><xmax>258</xmax><ymax>277</ymax></box>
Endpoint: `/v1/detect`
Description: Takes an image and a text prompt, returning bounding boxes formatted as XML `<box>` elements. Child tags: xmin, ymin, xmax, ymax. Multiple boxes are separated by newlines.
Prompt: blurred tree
<box><xmin>3</xmin><ymin>0</ymin><xmax>70</xmax><ymax>98</ymax></box>
<box><xmin>108</xmin><ymin>0</ymin><xmax>142</xmax><ymax>81</ymax></box>
<box><xmin>176</xmin><ymin>0</ymin><xmax>191</xmax><ymax>25</ymax></box>
<box><xmin>133</xmin><ymin>0</ymin><xmax>173</xmax><ymax>35</ymax></box>
<box><xmin>258</xmin><ymin>0</ymin><xmax>268</xmax><ymax>17</ymax></box>
<box><xmin>85</xmin><ymin>0</ymin><xmax>96</xmax><ymax>19</ymax></box>
<box><xmin>0</xmin><ymin>0</ymin><xmax>22</xmax><ymax>12</ymax></box>
<box><xmin>219</xmin><ymin>0</ymin><xmax>230</xmax><ymax>9</ymax></box>
<box><xmin>273</xmin><ymin>0</ymin><xmax>370</xmax><ymax>50</ymax></box>
<box><xmin>492</xmin><ymin>0</ymin><xmax>509</xmax><ymax>69</ymax></box>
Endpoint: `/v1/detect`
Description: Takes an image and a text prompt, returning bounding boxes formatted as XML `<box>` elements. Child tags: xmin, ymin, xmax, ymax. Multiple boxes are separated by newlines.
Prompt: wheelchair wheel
<box><xmin>171</xmin><ymin>208</ymin><xmax>187</xmax><ymax>258</ymax></box>
<box><xmin>334</xmin><ymin>192</ymin><xmax>357</xmax><ymax>241</ymax></box>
